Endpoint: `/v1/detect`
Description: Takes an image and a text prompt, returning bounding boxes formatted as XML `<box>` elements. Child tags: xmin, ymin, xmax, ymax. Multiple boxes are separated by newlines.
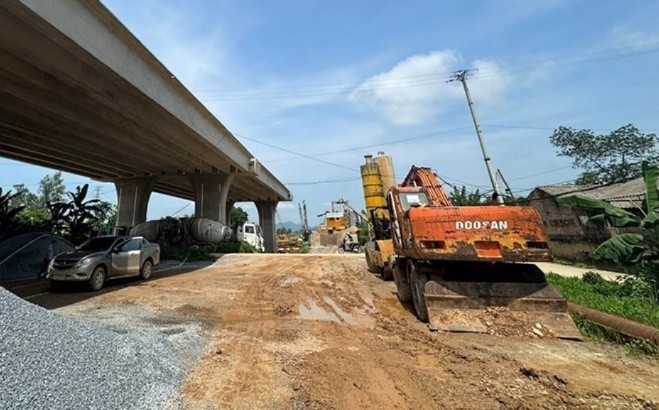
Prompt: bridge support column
<box><xmin>256</xmin><ymin>201</ymin><xmax>278</xmax><ymax>253</ymax></box>
<box><xmin>189</xmin><ymin>174</ymin><xmax>234</xmax><ymax>224</ymax></box>
<box><xmin>226</xmin><ymin>200</ymin><xmax>235</xmax><ymax>228</ymax></box>
<box><xmin>114</xmin><ymin>176</ymin><xmax>157</xmax><ymax>231</ymax></box>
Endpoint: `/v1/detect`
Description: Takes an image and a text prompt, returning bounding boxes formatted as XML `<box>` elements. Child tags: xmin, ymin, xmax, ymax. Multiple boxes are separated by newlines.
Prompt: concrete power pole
<box><xmin>496</xmin><ymin>169</ymin><xmax>514</xmax><ymax>198</ymax></box>
<box><xmin>448</xmin><ymin>69</ymin><xmax>504</xmax><ymax>204</ymax></box>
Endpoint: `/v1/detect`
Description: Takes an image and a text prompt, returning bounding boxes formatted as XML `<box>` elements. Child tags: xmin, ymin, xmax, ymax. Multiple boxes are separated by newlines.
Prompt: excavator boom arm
<box><xmin>400</xmin><ymin>166</ymin><xmax>452</xmax><ymax>207</ymax></box>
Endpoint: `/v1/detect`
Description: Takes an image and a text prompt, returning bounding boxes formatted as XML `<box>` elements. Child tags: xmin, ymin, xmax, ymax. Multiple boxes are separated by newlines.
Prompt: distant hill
<box><xmin>276</xmin><ymin>221</ymin><xmax>302</xmax><ymax>231</ymax></box>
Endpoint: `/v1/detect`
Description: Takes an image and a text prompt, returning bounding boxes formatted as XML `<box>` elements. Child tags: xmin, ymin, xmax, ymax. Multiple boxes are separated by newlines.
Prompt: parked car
<box><xmin>236</xmin><ymin>222</ymin><xmax>265</xmax><ymax>252</ymax></box>
<box><xmin>46</xmin><ymin>235</ymin><xmax>160</xmax><ymax>291</ymax></box>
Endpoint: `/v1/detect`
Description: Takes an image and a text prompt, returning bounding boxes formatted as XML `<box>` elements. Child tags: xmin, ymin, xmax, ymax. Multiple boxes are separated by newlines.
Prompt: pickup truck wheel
<box><xmin>409</xmin><ymin>262</ymin><xmax>429</xmax><ymax>322</ymax></box>
<box><xmin>140</xmin><ymin>260</ymin><xmax>153</xmax><ymax>280</ymax></box>
<box><xmin>88</xmin><ymin>266</ymin><xmax>106</xmax><ymax>291</ymax></box>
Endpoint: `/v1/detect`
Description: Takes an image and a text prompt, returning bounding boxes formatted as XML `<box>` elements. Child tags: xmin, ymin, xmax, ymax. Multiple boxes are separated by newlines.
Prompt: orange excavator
<box><xmin>361</xmin><ymin>154</ymin><xmax>581</xmax><ymax>339</ymax></box>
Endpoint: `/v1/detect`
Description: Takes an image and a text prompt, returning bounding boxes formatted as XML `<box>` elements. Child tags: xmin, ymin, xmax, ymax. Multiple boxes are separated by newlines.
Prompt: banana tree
<box><xmin>557</xmin><ymin>162</ymin><xmax>659</xmax><ymax>301</ymax></box>
<box><xmin>0</xmin><ymin>188</ymin><xmax>25</xmax><ymax>235</ymax></box>
<box><xmin>48</xmin><ymin>184</ymin><xmax>102</xmax><ymax>244</ymax></box>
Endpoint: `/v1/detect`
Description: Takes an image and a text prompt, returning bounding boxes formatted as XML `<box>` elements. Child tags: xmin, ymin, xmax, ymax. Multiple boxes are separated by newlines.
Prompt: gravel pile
<box><xmin>0</xmin><ymin>287</ymin><xmax>201</xmax><ymax>409</ymax></box>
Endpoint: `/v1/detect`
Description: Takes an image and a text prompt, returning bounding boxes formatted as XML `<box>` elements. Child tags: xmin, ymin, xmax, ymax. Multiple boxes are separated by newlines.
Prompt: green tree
<box><xmin>39</xmin><ymin>171</ymin><xmax>66</xmax><ymax>207</ymax></box>
<box><xmin>8</xmin><ymin>184</ymin><xmax>50</xmax><ymax>226</ymax></box>
<box><xmin>230</xmin><ymin>207</ymin><xmax>249</xmax><ymax>230</ymax></box>
<box><xmin>550</xmin><ymin>124</ymin><xmax>659</xmax><ymax>185</ymax></box>
<box><xmin>93</xmin><ymin>201</ymin><xmax>117</xmax><ymax>233</ymax></box>
<box><xmin>357</xmin><ymin>220</ymin><xmax>369</xmax><ymax>245</ymax></box>
<box><xmin>449</xmin><ymin>186</ymin><xmax>483</xmax><ymax>206</ymax></box>
<box><xmin>8</xmin><ymin>184</ymin><xmax>39</xmax><ymax>209</ymax></box>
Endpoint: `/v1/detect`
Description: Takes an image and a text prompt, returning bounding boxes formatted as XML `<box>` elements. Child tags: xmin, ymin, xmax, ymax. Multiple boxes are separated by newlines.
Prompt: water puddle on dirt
<box><xmin>298</xmin><ymin>298</ymin><xmax>339</xmax><ymax>322</ymax></box>
<box><xmin>358</xmin><ymin>292</ymin><xmax>378</xmax><ymax>313</ymax></box>
<box><xmin>322</xmin><ymin>296</ymin><xmax>357</xmax><ymax>325</ymax></box>
<box><xmin>298</xmin><ymin>296</ymin><xmax>376</xmax><ymax>327</ymax></box>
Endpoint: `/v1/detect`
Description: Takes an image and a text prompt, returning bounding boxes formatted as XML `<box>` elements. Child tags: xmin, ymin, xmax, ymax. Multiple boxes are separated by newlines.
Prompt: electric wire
<box><xmin>260</xmin><ymin>126</ymin><xmax>472</xmax><ymax>164</ymax></box>
<box><xmin>233</xmin><ymin>132</ymin><xmax>356</xmax><ymax>173</ymax></box>
<box><xmin>192</xmin><ymin>41</ymin><xmax>659</xmax><ymax>101</ymax></box>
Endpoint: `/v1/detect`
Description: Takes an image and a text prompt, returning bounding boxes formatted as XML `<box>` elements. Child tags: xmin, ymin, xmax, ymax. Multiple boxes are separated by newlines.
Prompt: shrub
<box><xmin>237</xmin><ymin>241</ymin><xmax>256</xmax><ymax>253</ymax></box>
<box><xmin>582</xmin><ymin>271</ymin><xmax>604</xmax><ymax>285</ymax></box>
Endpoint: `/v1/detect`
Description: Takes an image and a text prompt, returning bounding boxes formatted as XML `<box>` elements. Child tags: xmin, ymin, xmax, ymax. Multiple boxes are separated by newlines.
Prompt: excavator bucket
<box><xmin>422</xmin><ymin>262</ymin><xmax>582</xmax><ymax>340</ymax></box>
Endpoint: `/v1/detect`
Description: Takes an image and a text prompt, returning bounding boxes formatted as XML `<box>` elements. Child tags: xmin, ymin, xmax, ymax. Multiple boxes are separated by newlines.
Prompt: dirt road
<box><xmin>46</xmin><ymin>254</ymin><xmax>658</xmax><ymax>408</ymax></box>
<box><xmin>535</xmin><ymin>262</ymin><xmax>625</xmax><ymax>281</ymax></box>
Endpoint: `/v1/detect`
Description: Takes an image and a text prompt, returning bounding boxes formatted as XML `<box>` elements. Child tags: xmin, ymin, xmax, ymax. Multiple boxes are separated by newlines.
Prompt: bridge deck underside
<box><xmin>0</xmin><ymin>2</ymin><xmax>283</xmax><ymax>203</ymax></box>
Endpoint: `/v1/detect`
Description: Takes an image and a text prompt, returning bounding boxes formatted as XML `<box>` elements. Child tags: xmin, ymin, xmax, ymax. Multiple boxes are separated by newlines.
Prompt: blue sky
<box><xmin>3</xmin><ymin>0</ymin><xmax>659</xmax><ymax>225</ymax></box>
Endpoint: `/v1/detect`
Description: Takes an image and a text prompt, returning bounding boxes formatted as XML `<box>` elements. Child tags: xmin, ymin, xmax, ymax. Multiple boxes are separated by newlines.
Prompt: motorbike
<box><xmin>338</xmin><ymin>241</ymin><xmax>360</xmax><ymax>254</ymax></box>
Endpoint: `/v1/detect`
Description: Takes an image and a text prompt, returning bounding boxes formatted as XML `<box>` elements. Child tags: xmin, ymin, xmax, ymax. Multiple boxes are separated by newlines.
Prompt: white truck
<box><xmin>236</xmin><ymin>222</ymin><xmax>265</xmax><ymax>252</ymax></box>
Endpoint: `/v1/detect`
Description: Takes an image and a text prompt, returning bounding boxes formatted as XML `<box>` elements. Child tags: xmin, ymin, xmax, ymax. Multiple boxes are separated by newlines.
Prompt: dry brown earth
<box><xmin>54</xmin><ymin>254</ymin><xmax>659</xmax><ymax>409</ymax></box>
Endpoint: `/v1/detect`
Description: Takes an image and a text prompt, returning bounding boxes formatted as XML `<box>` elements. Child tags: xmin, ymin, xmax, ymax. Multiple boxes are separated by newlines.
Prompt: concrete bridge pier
<box><xmin>115</xmin><ymin>176</ymin><xmax>158</xmax><ymax>230</ymax></box>
<box><xmin>189</xmin><ymin>173</ymin><xmax>235</xmax><ymax>224</ymax></box>
<box><xmin>256</xmin><ymin>201</ymin><xmax>278</xmax><ymax>253</ymax></box>
<box><xmin>226</xmin><ymin>200</ymin><xmax>235</xmax><ymax>227</ymax></box>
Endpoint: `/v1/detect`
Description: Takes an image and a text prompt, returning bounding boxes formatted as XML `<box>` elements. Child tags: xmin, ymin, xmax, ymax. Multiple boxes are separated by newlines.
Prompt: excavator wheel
<box><xmin>392</xmin><ymin>259</ymin><xmax>412</xmax><ymax>303</ymax></box>
<box><xmin>364</xmin><ymin>248</ymin><xmax>382</xmax><ymax>274</ymax></box>
<box><xmin>409</xmin><ymin>260</ymin><xmax>429</xmax><ymax>322</ymax></box>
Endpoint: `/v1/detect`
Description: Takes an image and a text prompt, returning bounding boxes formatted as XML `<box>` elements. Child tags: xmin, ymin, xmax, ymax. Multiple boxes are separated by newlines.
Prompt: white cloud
<box><xmin>349</xmin><ymin>50</ymin><xmax>460</xmax><ymax>125</ymax></box>
<box><xmin>468</xmin><ymin>59</ymin><xmax>513</xmax><ymax>106</ymax></box>
<box><xmin>349</xmin><ymin>50</ymin><xmax>513</xmax><ymax>125</ymax></box>
<box><xmin>611</xmin><ymin>27</ymin><xmax>659</xmax><ymax>49</ymax></box>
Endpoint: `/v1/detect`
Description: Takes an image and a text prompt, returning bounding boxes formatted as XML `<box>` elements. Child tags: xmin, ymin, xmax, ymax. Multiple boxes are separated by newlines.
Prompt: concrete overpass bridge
<box><xmin>0</xmin><ymin>0</ymin><xmax>291</xmax><ymax>251</ymax></box>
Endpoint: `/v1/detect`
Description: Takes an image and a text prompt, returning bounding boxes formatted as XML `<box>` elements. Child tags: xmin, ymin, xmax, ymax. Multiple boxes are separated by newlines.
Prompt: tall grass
<box><xmin>546</xmin><ymin>272</ymin><xmax>659</xmax><ymax>328</ymax></box>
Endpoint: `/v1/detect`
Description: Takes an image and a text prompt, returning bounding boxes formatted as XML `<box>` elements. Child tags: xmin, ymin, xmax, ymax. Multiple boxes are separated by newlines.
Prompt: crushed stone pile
<box><xmin>0</xmin><ymin>287</ymin><xmax>189</xmax><ymax>409</ymax></box>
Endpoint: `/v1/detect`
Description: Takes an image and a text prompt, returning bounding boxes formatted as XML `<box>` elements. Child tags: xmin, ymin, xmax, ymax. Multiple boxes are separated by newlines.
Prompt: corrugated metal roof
<box><xmin>534</xmin><ymin>177</ymin><xmax>649</xmax><ymax>210</ymax></box>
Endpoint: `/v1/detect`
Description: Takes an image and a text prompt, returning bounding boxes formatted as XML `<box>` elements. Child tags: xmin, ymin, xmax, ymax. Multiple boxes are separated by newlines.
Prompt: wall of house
<box><xmin>527</xmin><ymin>190</ymin><xmax>611</xmax><ymax>261</ymax></box>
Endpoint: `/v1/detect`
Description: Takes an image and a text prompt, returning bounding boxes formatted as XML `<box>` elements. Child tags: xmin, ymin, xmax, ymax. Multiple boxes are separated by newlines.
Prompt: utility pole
<box><xmin>448</xmin><ymin>69</ymin><xmax>504</xmax><ymax>204</ymax></box>
<box><xmin>496</xmin><ymin>169</ymin><xmax>514</xmax><ymax>199</ymax></box>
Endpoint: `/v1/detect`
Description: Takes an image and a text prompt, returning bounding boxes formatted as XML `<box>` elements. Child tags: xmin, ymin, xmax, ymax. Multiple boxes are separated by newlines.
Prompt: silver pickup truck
<box><xmin>47</xmin><ymin>235</ymin><xmax>160</xmax><ymax>291</ymax></box>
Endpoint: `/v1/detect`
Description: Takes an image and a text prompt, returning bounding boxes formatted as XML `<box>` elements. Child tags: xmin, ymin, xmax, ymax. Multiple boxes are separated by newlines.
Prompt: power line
<box><xmin>261</xmin><ymin>123</ymin><xmax>659</xmax><ymax>164</ymax></box>
<box><xmin>234</xmin><ymin>132</ymin><xmax>357</xmax><ymax>173</ymax></box>
<box><xmin>285</xmin><ymin>177</ymin><xmax>362</xmax><ymax>186</ymax></box>
<box><xmin>261</xmin><ymin>126</ymin><xmax>471</xmax><ymax>164</ymax></box>
<box><xmin>172</xmin><ymin>202</ymin><xmax>192</xmax><ymax>216</ymax></box>
<box><xmin>507</xmin><ymin>165</ymin><xmax>573</xmax><ymax>182</ymax></box>
<box><xmin>191</xmin><ymin>41</ymin><xmax>659</xmax><ymax>101</ymax></box>
<box><xmin>197</xmin><ymin>77</ymin><xmax>453</xmax><ymax>101</ymax></box>
<box><xmin>193</xmin><ymin>72</ymin><xmax>449</xmax><ymax>94</ymax></box>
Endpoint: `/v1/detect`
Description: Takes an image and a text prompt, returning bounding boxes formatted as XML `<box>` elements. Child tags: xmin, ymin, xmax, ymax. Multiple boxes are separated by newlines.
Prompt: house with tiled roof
<box><xmin>526</xmin><ymin>177</ymin><xmax>647</xmax><ymax>260</ymax></box>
